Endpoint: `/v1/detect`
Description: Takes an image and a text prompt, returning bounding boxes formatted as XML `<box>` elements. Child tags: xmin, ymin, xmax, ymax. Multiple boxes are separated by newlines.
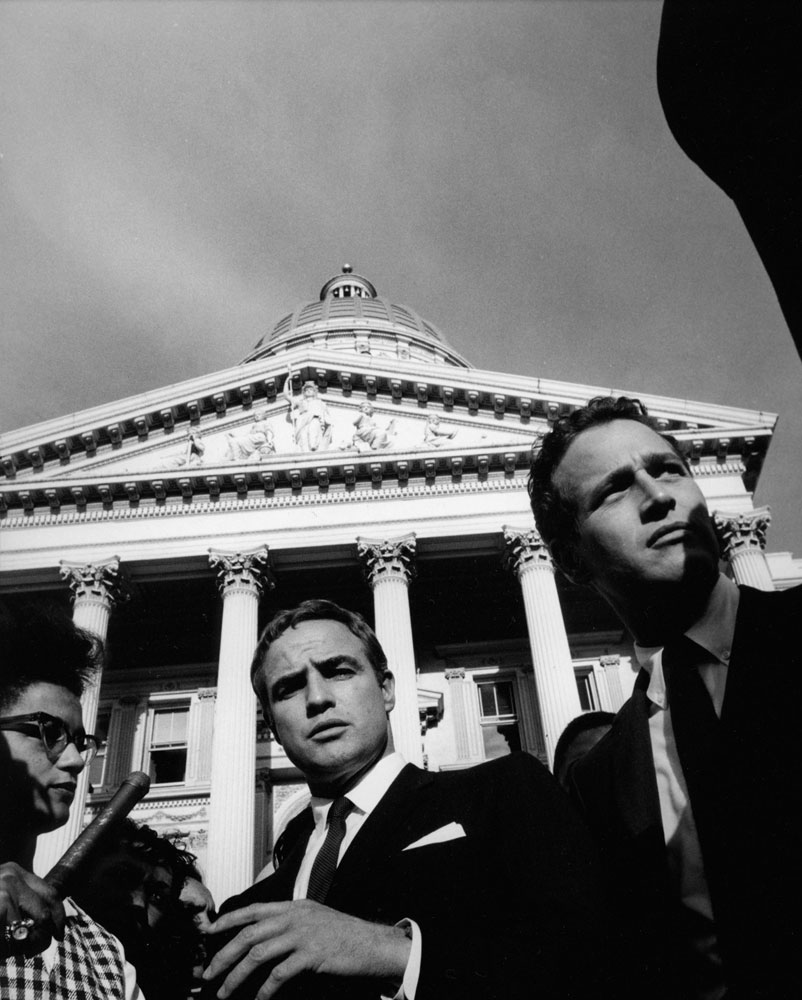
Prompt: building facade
<box><xmin>2</xmin><ymin>267</ymin><xmax>798</xmax><ymax>904</ymax></box>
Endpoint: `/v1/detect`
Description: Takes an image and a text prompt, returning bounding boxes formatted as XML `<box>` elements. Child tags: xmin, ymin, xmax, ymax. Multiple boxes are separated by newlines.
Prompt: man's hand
<box><xmin>0</xmin><ymin>862</ymin><xmax>66</xmax><ymax>957</ymax></box>
<box><xmin>203</xmin><ymin>899</ymin><xmax>411</xmax><ymax>1000</ymax></box>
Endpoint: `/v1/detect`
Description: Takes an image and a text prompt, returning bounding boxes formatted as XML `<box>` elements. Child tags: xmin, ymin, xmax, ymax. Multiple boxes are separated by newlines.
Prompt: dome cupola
<box><xmin>241</xmin><ymin>266</ymin><xmax>471</xmax><ymax>368</ymax></box>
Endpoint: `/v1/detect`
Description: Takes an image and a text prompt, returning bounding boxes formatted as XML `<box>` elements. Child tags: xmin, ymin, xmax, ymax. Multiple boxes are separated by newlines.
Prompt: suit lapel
<box><xmin>243</xmin><ymin>808</ymin><xmax>314</xmax><ymax>906</ymax></box>
<box><xmin>327</xmin><ymin>765</ymin><xmax>435</xmax><ymax>909</ymax></box>
<box><xmin>275</xmin><ymin>809</ymin><xmax>315</xmax><ymax>897</ymax></box>
<box><xmin>600</xmin><ymin>673</ymin><xmax>663</xmax><ymax>839</ymax></box>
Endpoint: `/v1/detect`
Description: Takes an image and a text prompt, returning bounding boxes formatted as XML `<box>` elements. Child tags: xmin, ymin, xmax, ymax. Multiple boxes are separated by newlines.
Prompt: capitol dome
<box><xmin>241</xmin><ymin>266</ymin><xmax>472</xmax><ymax>368</ymax></box>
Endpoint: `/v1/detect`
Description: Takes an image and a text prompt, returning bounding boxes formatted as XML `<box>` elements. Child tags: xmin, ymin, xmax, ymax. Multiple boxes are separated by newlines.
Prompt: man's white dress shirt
<box><xmin>269</xmin><ymin>752</ymin><xmax>420</xmax><ymax>999</ymax></box>
<box><xmin>635</xmin><ymin>573</ymin><xmax>740</xmax><ymax>1000</ymax></box>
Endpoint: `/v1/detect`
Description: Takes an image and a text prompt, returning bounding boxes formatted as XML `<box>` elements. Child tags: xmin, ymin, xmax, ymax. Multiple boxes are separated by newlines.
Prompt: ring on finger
<box><xmin>3</xmin><ymin>918</ymin><xmax>36</xmax><ymax>943</ymax></box>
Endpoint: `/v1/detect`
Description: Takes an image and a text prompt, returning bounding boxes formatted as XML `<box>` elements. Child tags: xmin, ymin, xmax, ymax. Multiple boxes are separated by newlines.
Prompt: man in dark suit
<box><xmin>202</xmin><ymin>599</ymin><xmax>616</xmax><ymax>1000</ymax></box>
<box><xmin>528</xmin><ymin>396</ymin><xmax>801</xmax><ymax>1000</ymax></box>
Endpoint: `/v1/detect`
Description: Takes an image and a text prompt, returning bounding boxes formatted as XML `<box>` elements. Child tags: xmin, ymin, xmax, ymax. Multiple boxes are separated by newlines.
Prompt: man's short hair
<box><xmin>0</xmin><ymin>604</ymin><xmax>101</xmax><ymax>712</ymax></box>
<box><xmin>528</xmin><ymin>396</ymin><xmax>686</xmax><ymax>548</ymax></box>
<box><xmin>250</xmin><ymin>599</ymin><xmax>389</xmax><ymax>707</ymax></box>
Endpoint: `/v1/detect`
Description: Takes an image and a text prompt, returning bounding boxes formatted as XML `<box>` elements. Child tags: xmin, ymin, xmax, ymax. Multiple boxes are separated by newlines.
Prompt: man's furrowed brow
<box><xmin>311</xmin><ymin>654</ymin><xmax>364</xmax><ymax>672</ymax></box>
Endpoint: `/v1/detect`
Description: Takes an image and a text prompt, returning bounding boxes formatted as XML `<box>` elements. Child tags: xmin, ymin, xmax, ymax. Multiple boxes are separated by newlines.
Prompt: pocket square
<box><xmin>402</xmin><ymin>822</ymin><xmax>466</xmax><ymax>851</ymax></box>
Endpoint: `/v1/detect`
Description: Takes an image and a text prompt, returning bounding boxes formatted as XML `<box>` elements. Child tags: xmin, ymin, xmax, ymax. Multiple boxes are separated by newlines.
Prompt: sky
<box><xmin>1</xmin><ymin>1</ymin><xmax>799</xmax><ymax>556</ymax></box>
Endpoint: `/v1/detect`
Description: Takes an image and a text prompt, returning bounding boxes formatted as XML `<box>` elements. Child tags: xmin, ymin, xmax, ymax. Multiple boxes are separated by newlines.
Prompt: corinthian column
<box><xmin>206</xmin><ymin>546</ymin><xmax>273</xmax><ymax>903</ymax></box>
<box><xmin>34</xmin><ymin>557</ymin><xmax>124</xmax><ymax>876</ymax></box>
<box><xmin>713</xmin><ymin>506</ymin><xmax>774</xmax><ymax>591</ymax></box>
<box><xmin>357</xmin><ymin>534</ymin><xmax>423</xmax><ymax>766</ymax></box>
<box><xmin>503</xmin><ymin>526</ymin><xmax>581</xmax><ymax>767</ymax></box>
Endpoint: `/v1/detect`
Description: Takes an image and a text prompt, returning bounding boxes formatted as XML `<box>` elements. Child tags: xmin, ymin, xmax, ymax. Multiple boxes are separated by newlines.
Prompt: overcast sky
<box><xmin>1</xmin><ymin>1</ymin><xmax>799</xmax><ymax>556</ymax></box>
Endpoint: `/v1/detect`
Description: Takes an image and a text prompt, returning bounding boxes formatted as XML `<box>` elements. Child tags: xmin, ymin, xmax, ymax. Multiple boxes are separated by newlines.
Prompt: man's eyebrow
<box><xmin>268</xmin><ymin>666</ymin><xmax>305</xmax><ymax>696</ymax></box>
<box><xmin>311</xmin><ymin>654</ymin><xmax>363</xmax><ymax>671</ymax></box>
<box><xmin>268</xmin><ymin>655</ymin><xmax>363</xmax><ymax>694</ymax></box>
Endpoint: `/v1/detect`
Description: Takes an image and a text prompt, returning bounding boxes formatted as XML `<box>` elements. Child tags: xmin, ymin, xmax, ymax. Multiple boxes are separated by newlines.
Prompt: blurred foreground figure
<box><xmin>74</xmin><ymin>818</ymin><xmax>208</xmax><ymax>1000</ymax></box>
<box><xmin>0</xmin><ymin>606</ymin><xmax>142</xmax><ymax>998</ymax></box>
<box><xmin>552</xmin><ymin>712</ymin><xmax>615</xmax><ymax>791</ymax></box>
<box><xmin>202</xmin><ymin>599</ymin><xmax>619</xmax><ymax>1000</ymax></box>
<box><xmin>658</xmin><ymin>0</ymin><xmax>802</xmax><ymax>360</ymax></box>
<box><xmin>529</xmin><ymin>396</ymin><xmax>802</xmax><ymax>999</ymax></box>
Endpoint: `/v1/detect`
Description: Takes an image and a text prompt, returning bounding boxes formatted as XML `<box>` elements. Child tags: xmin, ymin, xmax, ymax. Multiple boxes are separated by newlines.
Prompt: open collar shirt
<box><xmin>634</xmin><ymin>573</ymin><xmax>740</xmax><ymax>1000</ymax></box>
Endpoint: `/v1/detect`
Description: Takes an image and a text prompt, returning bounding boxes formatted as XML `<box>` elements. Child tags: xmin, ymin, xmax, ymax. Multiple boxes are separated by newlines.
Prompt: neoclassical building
<box><xmin>1</xmin><ymin>266</ymin><xmax>799</xmax><ymax>904</ymax></box>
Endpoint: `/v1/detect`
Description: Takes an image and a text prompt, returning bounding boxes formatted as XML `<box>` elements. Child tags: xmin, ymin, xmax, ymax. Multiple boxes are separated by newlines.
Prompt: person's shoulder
<box><xmin>431</xmin><ymin>751</ymin><xmax>550</xmax><ymax>792</ymax></box>
<box><xmin>739</xmin><ymin>582</ymin><xmax>802</xmax><ymax>607</ymax></box>
<box><xmin>735</xmin><ymin>583</ymin><xmax>802</xmax><ymax>633</ymax></box>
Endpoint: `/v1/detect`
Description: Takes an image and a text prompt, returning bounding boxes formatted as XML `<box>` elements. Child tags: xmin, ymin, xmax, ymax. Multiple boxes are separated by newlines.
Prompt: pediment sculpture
<box><xmin>283</xmin><ymin>375</ymin><xmax>333</xmax><ymax>453</ymax></box>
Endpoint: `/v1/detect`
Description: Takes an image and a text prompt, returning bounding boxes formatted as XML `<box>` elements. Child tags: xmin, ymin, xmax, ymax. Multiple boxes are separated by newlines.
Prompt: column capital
<box><xmin>444</xmin><ymin>666</ymin><xmax>466</xmax><ymax>681</ymax></box>
<box><xmin>209</xmin><ymin>546</ymin><xmax>274</xmax><ymax>597</ymax></box>
<box><xmin>599</xmin><ymin>654</ymin><xmax>620</xmax><ymax>669</ymax></box>
<box><xmin>254</xmin><ymin>767</ymin><xmax>273</xmax><ymax>789</ymax></box>
<box><xmin>502</xmin><ymin>525</ymin><xmax>553</xmax><ymax>578</ymax></box>
<box><xmin>59</xmin><ymin>556</ymin><xmax>125</xmax><ymax>608</ymax></box>
<box><xmin>713</xmin><ymin>506</ymin><xmax>772</xmax><ymax>557</ymax></box>
<box><xmin>358</xmin><ymin>534</ymin><xmax>417</xmax><ymax>588</ymax></box>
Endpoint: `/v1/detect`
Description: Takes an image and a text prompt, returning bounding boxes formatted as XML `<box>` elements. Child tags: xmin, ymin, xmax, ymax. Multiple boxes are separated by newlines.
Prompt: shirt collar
<box><xmin>634</xmin><ymin>573</ymin><xmax>740</xmax><ymax>709</ymax></box>
<box><xmin>310</xmin><ymin>751</ymin><xmax>407</xmax><ymax>826</ymax></box>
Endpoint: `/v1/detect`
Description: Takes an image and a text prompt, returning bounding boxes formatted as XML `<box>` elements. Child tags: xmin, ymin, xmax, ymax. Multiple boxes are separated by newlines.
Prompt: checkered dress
<box><xmin>0</xmin><ymin>903</ymin><xmax>126</xmax><ymax>999</ymax></box>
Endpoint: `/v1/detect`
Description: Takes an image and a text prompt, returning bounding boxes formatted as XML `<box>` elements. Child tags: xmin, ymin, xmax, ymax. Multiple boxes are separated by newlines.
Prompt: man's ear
<box><xmin>381</xmin><ymin>670</ymin><xmax>396</xmax><ymax>714</ymax></box>
<box><xmin>550</xmin><ymin>537</ymin><xmax>592</xmax><ymax>586</ymax></box>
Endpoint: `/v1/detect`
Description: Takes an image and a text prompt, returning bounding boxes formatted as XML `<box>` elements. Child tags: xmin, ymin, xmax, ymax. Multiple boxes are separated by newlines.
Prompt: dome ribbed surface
<box><xmin>241</xmin><ymin>267</ymin><xmax>471</xmax><ymax>368</ymax></box>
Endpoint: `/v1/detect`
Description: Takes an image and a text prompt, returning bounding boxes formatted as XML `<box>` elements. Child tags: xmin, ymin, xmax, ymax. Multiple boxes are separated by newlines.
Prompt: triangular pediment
<box><xmin>0</xmin><ymin>346</ymin><xmax>778</xmax><ymax>514</ymax></box>
<box><xmin>39</xmin><ymin>397</ymin><xmax>540</xmax><ymax>480</ymax></box>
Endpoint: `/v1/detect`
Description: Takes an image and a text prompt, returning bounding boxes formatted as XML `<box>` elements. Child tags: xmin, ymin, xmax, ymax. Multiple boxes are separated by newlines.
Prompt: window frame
<box><xmin>142</xmin><ymin>699</ymin><xmax>191</xmax><ymax>787</ymax></box>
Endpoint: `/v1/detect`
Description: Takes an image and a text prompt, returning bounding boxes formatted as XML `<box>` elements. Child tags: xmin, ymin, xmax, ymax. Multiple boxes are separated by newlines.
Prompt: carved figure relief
<box><xmin>224</xmin><ymin>411</ymin><xmax>275</xmax><ymax>462</ymax></box>
<box><xmin>283</xmin><ymin>374</ymin><xmax>333</xmax><ymax>452</ymax></box>
<box><xmin>163</xmin><ymin>428</ymin><xmax>206</xmax><ymax>469</ymax></box>
<box><xmin>423</xmin><ymin>414</ymin><xmax>456</xmax><ymax>446</ymax></box>
<box><xmin>349</xmin><ymin>402</ymin><xmax>396</xmax><ymax>452</ymax></box>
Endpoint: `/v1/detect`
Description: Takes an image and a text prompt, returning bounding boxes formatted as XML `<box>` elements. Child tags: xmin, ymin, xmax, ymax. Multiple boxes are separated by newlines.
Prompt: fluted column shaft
<box><xmin>713</xmin><ymin>507</ymin><xmax>774</xmax><ymax>591</ymax></box>
<box><xmin>206</xmin><ymin>547</ymin><xmax>272</xmax><ymax>904</ymax></box>
<box><xmin>504</xmin><ymin>527</ymin><xmax>581</xmax><ymax>767</ymax></box>
<box><xmin>33</xmin><ymin>557</ymin><xmax>123</xmax><ymax>876</ymax></box>
<box><xmin>358</xmin><ymin>535</ymin><xmax>422</xmax><ymax>766</ymax></box>
<box><xmin>600</xmin><ymin>654</ymin><xmax>626</xmax><ymax>711</ymax></box>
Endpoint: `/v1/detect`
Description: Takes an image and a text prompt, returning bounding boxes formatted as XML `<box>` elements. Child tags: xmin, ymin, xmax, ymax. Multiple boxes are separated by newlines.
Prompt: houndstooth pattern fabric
<box><xmin>0</xmin><ymin>903</ymin><xmax>126</xmax><ymax>1000</ymax></box>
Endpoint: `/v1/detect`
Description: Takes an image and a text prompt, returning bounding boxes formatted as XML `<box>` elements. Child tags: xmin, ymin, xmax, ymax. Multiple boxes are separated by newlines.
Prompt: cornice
<box><xmin>1</xmin><ymin>347</ymin><xmax>777</xmax><ymax>484</ymax></box>
<box><xmin>0</xmin><ymin>457</ymin><xmax>532</xmax><ymax>525</ymax></box>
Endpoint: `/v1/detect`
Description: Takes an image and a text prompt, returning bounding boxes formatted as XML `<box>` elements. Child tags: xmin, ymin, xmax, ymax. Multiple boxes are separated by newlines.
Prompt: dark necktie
<box><xmin>663</xmin><ymin>636</ymin><xmax>732</xmax><ymax>930</ymax></box>
<box><xmin>305</xmin><ymin>796</ymin><xmax>353</xmax><ymax>903</ymax></box>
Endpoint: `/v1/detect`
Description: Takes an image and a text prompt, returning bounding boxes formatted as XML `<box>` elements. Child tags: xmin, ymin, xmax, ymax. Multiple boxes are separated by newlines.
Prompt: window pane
<box><xmin>150</xmin><ymin>748</ymin><xmax>188</xmax><ymax>784</ymax></box>
<box><xmin>88</xmin><ymin>709</ymin><xmax>111</xmax><ymax>788</ymax></box>
<box><xmin>576</xmin><ymin>675</ymin><xmax>596</xmax><ymax>712</ymax></box>
<box><xmin>481</xmin><ymin>723</ymin><xmax>522</xmax><ymax>760</ymax></box>
<box><xmin>478</xmin><ymin>680</ymin><xmax>517</xmax><ymax>720</ymax></box>
<box><xmin>478</xmin><ymin>684</ymin><xmax>497</xmax><ymax>717</ymax></box>
<box><xmin>152</xmin><ymin>707</ymin><xmax>189</xmax><ymax>745</ymax></box>
<box><xmin>494</xmin><ymin>682</ymin><xmax>515</xmax><ymax>717</ymax></box>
